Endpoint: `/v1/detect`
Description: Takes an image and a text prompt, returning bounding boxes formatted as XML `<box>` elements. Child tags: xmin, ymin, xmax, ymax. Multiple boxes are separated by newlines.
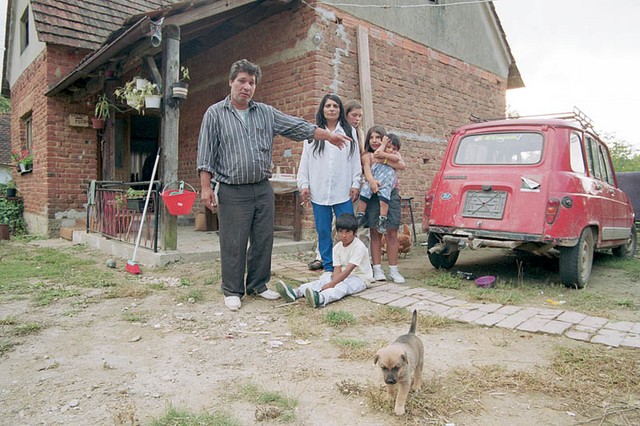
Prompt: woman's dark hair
<box><xmin>335</xmin><ymin>213</ymin><xmax>358</xmax><ymax>233</ymax></box>
<box><xmin>364</xmin><ymin>125</ymin><xmax>387</xmax><ymax>153</ymax></box>
<box><xmin>310</xmin><ymin>94</ymin><xmax>356</xmax><ymax>158</ymax></box>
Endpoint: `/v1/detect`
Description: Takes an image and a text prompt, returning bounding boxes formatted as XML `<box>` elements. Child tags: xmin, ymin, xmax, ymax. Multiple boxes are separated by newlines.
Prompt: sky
<box><xmin>493</xmin><ymin>0</ymin><xmax>640</xmax><ymax>152</ymax></box>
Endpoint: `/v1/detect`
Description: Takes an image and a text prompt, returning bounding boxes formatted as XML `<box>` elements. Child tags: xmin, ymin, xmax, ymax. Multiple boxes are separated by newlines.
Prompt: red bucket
<box><xmin>161</xmin><ymin>182</ymin><xmax>197</xmax><ymax>216</ymax></box>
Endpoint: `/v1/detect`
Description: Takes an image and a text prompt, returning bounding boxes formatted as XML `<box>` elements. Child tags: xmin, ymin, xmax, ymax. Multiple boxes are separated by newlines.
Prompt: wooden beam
<box><xmin>357</xmin><ymin>26</ymin><xmax>374</xmax><ymax>130</ymax></box>
<box><xmin>160</xmin><ymin>25</ymin><xmax>181</xmax><ymax>251</ymax></box>
<box><xmin>165</xmin><ymin>0</ymin><xmax>257</xmax><ymax>27</ymax></box>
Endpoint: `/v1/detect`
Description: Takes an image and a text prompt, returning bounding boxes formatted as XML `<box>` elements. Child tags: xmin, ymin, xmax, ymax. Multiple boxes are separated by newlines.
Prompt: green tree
<box><xmin>0</xmin><ymin>95</ymin><xmax>10</xmax><ymax>113</ymax></box>
<box><xmin>603</xmin><ymin>134</ymin><xmax>640</xmax><ymax>172</ymax></box>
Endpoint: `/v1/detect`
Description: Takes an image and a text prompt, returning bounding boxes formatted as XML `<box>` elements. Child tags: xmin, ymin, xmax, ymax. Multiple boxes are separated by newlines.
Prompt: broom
<box><xmin>126</xmin><ymin>148</ymin><xmax>161</xmax><ymax>274</ymax></box>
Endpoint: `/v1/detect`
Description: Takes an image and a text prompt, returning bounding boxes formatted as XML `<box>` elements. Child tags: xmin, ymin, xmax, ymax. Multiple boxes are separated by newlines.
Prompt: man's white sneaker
<box><xmin>258</xmin><ymin>289</ymin><xmax>280</xmax><ymax>300</ymax></box>
<box><xmin>224</xmin><ymin>296</ymin><xmax>241</xmax><ymax>311</ymax></box>
<box><xmin>373</xmin><ymin>269</ymin><xmax>387</xmax><ymax>281</ymax></box>
<box><xmin>389</xmin><ymin>269</ymin><xmax>405</xmax><ymax>284</ymax></box>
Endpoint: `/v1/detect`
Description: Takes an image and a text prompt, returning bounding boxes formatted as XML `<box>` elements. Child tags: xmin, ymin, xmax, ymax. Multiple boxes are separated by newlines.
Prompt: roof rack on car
<box><xmin>473</xmin><ymin>107</ymin><xmax>595</xmax><ymax>131</ymax></box>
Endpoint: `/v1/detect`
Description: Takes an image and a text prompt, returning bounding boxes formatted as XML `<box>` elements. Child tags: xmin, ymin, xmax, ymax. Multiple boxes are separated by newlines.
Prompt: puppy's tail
<box><xmin>408</xmin><ymin>309</ymin><xmax>418</xmax><ymax>335</ymax></box>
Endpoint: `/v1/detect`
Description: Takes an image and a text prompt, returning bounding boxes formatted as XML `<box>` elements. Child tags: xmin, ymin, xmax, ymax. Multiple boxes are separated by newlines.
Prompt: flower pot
<box><xmin>145</xmin><ymin>94</ymin><xmax>162</xmax><ymax>109</ymax></box>
<box><xmin>91</xmin><ymin>117</ymin><xmax>104</xmax><ymax>129</ymax></box>
<box><xmin>18</xmin><ymin>162</ymin><xmax>32</xmax><ymax>173</ymax></box>
<box><xmin>135</xmin><ymin>78</ymin><xmax>150</xmax><ymax>91</ymax></box>
<box><xmin>0</xmin><ymin>224</ymin><xmax>9</xmax><ymax>240</ymax></box>
<box><xmin>126</xmin><ymin>94</ymin><xmax>141</xmax><ymax>109</ymax></box>
<box><xmin>126</xmin><ymin>198</ymin><xmax>146</xmax><ymax>212</ymax></box>
<box><xmin>6</xmin><ymin>188</ymin><xmax>17</xmax><ymax>198</ymax></box>
<box><xmin>171</xmin><ymin>82</ymin><xmax>189</xmax><ymax>100</ymax></box>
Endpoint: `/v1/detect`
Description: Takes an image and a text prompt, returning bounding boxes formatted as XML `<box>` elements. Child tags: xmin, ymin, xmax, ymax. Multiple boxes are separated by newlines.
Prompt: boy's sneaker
<box><xmin>376</xmin><ymin>215</ymin><xmax>388</xmax><ymax>234</ymax></box>
<box><xmin>389</xmin><ymin>269</ymin><xmax>405</xmax><ymax>284</ymax></box>
<box><xmin>304</xmin><ymin>288</ymin><xmax>322</xmax><ymax>308</ymax></box>
<box><xmin>275</xmin><ymin>280</ymin><xmax>298</xmax><ymax>303</ymax></box>
<box><xmin>356</xmin><ymin>212</ymin><xmax>367</xmax><ymax>228</ymax></box>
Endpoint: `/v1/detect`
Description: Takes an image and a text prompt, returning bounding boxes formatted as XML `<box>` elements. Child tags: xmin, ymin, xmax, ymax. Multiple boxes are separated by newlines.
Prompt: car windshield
<box><xmin>455</xmin><ymin>132</ymin><xmax>543</xmax><ymax>165</ymax></box>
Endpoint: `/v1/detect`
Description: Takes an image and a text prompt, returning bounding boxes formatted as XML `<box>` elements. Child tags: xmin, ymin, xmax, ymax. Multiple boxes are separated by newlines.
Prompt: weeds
<box><xmin>324</xmin><ymin>310</ymin><xmax>356</xmax><ymax>327</ymax></box>
<box><xmin>332</xmin><ymin>338</ymin><xmax>372</xmax><ymax>360</ymax></box>
<box><xmin>150</xmin><ymin>406</ymin><xmax>241</xmax><ymax>426</ymax></box>
<box><xmin>238</xmin><ymin>383</ymin><xmax>298</xmax><ymax>422</ymax></box>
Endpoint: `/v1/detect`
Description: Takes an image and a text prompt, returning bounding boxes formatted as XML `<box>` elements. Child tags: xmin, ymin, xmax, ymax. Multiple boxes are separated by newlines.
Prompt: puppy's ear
<box><xmin>373</xmin><ymin>354</ymin><xmax>379</xmax><ymax>365</ymax></box>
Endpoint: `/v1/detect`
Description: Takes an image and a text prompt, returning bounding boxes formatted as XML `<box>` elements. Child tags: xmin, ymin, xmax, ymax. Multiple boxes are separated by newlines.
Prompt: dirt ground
<box><xmin>1</xmin><ymin>239</ymin><xmax>639</xmax><ymax>425</ymax></box>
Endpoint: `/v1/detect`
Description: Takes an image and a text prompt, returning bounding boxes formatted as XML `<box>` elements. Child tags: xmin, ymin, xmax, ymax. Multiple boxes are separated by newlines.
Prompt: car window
<box><xmin>585</xmin><ymin>136</ymin><xmax>602</xmax><ymax>180</ymax></box>
<box><xmin>570</xmin><ymin>132</ymin><xmax>586</xmax><ymax>174</ymax></box>
<box><xmin>598</xmin><ymin>143</ymin><xmax>615</xmax><ymax>185</ymax></box>
<box><xmin>455</xmin><ymin>132</ymin><xmax>543</xmax><ymax>165</ymax></box>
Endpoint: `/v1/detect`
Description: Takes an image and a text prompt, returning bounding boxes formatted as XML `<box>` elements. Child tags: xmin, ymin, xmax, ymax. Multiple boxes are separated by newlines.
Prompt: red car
<box><xmin>423</xmin><ymin>113</ymin><xmax>637</xmax><ymax>288</ymax></box>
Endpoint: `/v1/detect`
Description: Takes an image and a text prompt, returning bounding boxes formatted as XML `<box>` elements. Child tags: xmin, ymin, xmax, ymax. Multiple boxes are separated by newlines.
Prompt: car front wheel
<box><xmin>427</xmin><ymin>232</ymin><xmax>460</xmax><ymax>269</ymax></box>
<box><xmin>612</xmin><ymin>226</ymin><xmax>637</xmax><ymax>258</ymax></box>
<box><xmin>559</xmin><ymin>227</ymin><xmax>594</xmax><ymax>289</ymax></box>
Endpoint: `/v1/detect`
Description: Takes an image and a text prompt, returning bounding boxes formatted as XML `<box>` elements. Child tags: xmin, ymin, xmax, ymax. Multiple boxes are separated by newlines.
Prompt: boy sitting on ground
<box><xmin>276</xmin><ymin>213</ymin><xmax>373</xmax><ymax>307</ymax></box>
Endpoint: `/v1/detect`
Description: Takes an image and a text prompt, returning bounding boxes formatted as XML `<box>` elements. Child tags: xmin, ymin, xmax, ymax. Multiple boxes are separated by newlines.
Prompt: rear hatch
<box><xmin>430</xmin><ymin>130</ymin><xmax>549</xmax><ymax>239</ymax></box>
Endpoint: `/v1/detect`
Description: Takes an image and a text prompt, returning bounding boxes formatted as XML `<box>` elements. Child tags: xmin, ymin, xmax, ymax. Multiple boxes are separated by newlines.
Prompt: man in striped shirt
<box><xmin>197</xmin><ymin>59</ymin><xmax>352</xmax><ymax>311</ymax></box>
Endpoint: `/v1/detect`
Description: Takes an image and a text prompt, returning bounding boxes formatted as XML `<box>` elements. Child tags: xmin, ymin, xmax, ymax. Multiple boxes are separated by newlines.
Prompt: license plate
<box><xmin>462</xmin><ymin>190</ymin><xmax>507</xmax><ymax>219</ymax></box>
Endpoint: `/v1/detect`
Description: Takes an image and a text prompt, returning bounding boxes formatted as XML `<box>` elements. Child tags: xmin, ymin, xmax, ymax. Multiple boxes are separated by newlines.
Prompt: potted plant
<box><xmin>140</xmin><ymin>81</ymin><xmax>162</xmax><ymax>109</ymax></box>
<box><xmin>5</xmin><ymin>181</ymin><xmax>17</xmax><ymax>198</ymax></box>
<box><xmin>171</xmin><ymin>66</ymin><xmax>190</xmax><ymax>100</ymax></box>
<box><xmin>92</xmin><ymin>94</ymin><xmax>111</xmax><ymax>129</ymax></box>
<box><xmin>124</xmin><ymin>188</ymin><xmax>149</xmax><ymax>212</ymax></box>
<box><xmin>114</xmin><ymin>78</ymin><xmax>144</xmax><ymax>113</ymax></box>
<box><xmin>12</xmin><ymin>149</ymin><xmax>33</xmax><ymax>173</ymax></box>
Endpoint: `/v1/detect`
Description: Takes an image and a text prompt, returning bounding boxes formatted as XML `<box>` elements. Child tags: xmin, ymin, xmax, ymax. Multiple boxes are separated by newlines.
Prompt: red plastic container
<box><xmin>161</xmin><ymin>182</ymin><xmax>197</xmax><ymax>216</ymax></box>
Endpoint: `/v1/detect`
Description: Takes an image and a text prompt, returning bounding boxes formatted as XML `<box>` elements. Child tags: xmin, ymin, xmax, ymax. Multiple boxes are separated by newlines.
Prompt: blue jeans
<box><xmin>311</xmin><ymin>200</ymin><xmax>355</xmax><ymax>272</ymax></box>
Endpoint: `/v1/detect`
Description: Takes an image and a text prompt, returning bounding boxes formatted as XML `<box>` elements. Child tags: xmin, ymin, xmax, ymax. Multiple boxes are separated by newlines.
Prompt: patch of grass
<box><xmin>324</xmin><ymin>310</ymin><xmax>356</xmax><ymax>327</ymax></box>
<box><xmin>596</xmin><ymin>255</ymin><xmax>640</xmax><ymax>280</ymax></box>
<box><xmin>12</xmin><ymin>322</ymin><xmax>43</xmax><ymax>336</ymax></box>
<box><xmin>238</xmin><ymin>383</ymin><xmax>298</xmax><ymax>423</ymax></box>
<box><xmin>103</xmin><ymin>283</ymin><xmax>151</xmax><ymax>299</ymax></box>
<box><xmin>179</xmin><ymin>277</ymin><xmax>191</xmax><ymax>286</ymax></box>
<box><xmin>0</xmin><ymin>316</ymin><xmax>18</xmax><ymax>325</ymax></box>
<box><xmin>150</xmin><ymin>406</ymin><xmax>241</xmax><ymax>426</ymax></box>
<box><xmin>426</xmin><ymin>272</ymin><xmax>464</xmax><ymax>289</ymax></box>
<box><xmin>361</xmin><ymin>305</ymin><xmax>456</xmax><ymax>331</ymax></box>
<box><xmin>179</xmin><ymin>289</ymin><xmax>204</xmax><ymax>303</ymax></box>
<box><xmin>331</xmin><ymin>338</ymin><xmax>372</xmax><ymax>360</ymax></box>
<box><xmin>32</xmin><ymin>285</ymin><xmax>80</xmax><ymax>306</ymax></box>
<box><xmin>284</xmin><ymin>306</ymin><xmax>322</xmax><ymax>339</ymax></box>
<box><xmin>122</xmin><ymin>311</ymin><xmax>150</xmax><ymax>323</ymax></box>
<box><xmin>0</xmin><ymin>339</ymin><xmax>18</xmax><ymax>356</ymax></box>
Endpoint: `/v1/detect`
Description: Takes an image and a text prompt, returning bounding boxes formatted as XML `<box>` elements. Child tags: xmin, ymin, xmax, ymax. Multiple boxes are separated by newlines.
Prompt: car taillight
<box><xmin>423</xmin><ymin>194</ymin><xmax>433</xmax><ymax>218</ymax></box>
<box><xmin>546</xmin><ymin>198</ymin><xmax>561</xmax><ymax>224</ymax></box>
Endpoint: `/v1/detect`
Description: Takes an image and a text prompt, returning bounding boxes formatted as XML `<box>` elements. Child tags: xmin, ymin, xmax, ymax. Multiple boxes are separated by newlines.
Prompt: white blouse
<box><xmin>297</xmin><ymin>123</ymin><xmax>362</xmax><ymax>206</ymax></box>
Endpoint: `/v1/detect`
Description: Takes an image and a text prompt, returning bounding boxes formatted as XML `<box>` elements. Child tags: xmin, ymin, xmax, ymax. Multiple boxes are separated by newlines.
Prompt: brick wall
<box><xmin>14</xmin><ymin>5</ymin><xmax>505</xmax><ymax>238</ymax></box>
<box><xmin>11</xmin><ymin>46</ymin><xmax>98</xmax><ymax>235</ymax></box>
<box><xmin>178</xmin><ymin>5</ymin><xmax>505</xmax><ymax>235</ymax></box>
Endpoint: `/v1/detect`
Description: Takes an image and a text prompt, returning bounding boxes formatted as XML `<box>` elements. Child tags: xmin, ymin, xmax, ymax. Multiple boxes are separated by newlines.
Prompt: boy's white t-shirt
<box><xmin>332</xmin><ymin>237</ymin><xmax>373</xmax><ymax>283</ymax></box>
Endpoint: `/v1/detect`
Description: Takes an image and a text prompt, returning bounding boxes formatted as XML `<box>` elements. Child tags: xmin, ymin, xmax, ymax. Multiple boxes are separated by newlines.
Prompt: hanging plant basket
<box><xmin>145</xmin><ymin>94</ymin><xmax>162</xmax><ymax>109</ymax></box>
<box><xmin>161</xmin><ymin>181</ymin><xmax>197</xmax><ymax>216</ymax></box>
<box><xmin>171</xmin><ymin>82</ymin><xmax>189</xmax><ymax>100</ymax></box>
<box><xmin>91</xmin><ymin>117</ymin><xmax>104</xmax><ymax>129</ymax></box>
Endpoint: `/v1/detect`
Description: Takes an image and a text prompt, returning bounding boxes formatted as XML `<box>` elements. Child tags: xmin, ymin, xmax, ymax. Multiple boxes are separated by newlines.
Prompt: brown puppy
<box><xmin>374</xmin><ymin>309</ymin><xmax>424</xmax><ymax>415</ymax></box>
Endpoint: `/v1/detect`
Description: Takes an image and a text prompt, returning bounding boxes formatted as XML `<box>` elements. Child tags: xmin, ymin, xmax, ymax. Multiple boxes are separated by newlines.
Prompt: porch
<box><xmin>72</xmin><ymin>225</ymin><xmax>315</xmax><ymax>267</ymax></box>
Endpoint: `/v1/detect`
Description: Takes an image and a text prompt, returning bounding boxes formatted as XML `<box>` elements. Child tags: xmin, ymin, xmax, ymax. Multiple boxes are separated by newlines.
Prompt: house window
<box><xmin>22</xmin><ymin>113</ymin><xmax>32</xmax><ymax>151</ymax></box>
<box><xmin>20</xmin><ymin>6</ymin><xmax>30</xmax><ymax>53</ymax></box>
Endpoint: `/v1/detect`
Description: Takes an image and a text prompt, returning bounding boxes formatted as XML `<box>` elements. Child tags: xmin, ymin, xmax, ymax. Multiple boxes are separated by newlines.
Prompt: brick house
<box><xmin>2</xmin><ymin>0</ymin><xmax>522</xmax><ymax>246</ymax></box>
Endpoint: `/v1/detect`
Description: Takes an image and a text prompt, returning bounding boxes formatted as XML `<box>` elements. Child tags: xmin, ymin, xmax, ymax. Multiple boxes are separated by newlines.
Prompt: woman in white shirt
<box><xmin>298</xmin><ymin>94</ymin><xmax>362</xmax><ymax>274</ymax></box>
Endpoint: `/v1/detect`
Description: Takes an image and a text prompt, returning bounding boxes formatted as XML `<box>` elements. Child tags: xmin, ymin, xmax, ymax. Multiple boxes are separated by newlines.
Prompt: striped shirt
<box><xmin>197</xmin><ymin>96</ymin><xmax>316</xmax><ymax>185</ymax></box>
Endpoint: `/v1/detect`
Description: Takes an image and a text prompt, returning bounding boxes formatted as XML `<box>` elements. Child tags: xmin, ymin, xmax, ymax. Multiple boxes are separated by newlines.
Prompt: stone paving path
<box><xmin>271</xmin><ymin>258</ymin><xmax>640</xmax><ymax>349</ymax></box>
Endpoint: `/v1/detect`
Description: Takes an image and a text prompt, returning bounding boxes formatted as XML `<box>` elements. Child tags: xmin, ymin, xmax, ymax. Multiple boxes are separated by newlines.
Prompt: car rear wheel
<box><xmin>427</xmin><ymin>232</ymin><xmax>460</xmax><ymax>269</ymax></box>
<box><xmin>612</xmin><ymin>226</ymin><xmax>637</xmax><ymax>258</ymax></box>
<box><xmin>559</xmin><ymin>227</ymin><xmax>594</xmax><ymax>289</ymax></box>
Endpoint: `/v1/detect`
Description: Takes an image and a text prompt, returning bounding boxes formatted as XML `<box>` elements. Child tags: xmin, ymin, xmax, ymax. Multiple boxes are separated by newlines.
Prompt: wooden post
<box><xmin>160</xmin><ymin>25</ymin><xmax>181</xmax><ymax>250</ymax></box>
<box><xmin>357</xmin><ymin>26</ymin><xmax>374</xmax><ymax>131</ymax></box>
